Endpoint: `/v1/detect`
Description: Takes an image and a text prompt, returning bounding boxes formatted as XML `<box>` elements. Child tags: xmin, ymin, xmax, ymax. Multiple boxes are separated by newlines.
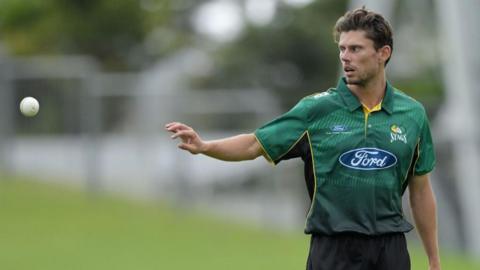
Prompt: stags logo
<box><xmin>390</xmin><ymin>124</ymin><xmax>407</xmax><ymax>144</ymax></box>
<box><xmin>339</xmin><ymin>148</ymin><xmax>397</xmax><ymax>170</ymax></box>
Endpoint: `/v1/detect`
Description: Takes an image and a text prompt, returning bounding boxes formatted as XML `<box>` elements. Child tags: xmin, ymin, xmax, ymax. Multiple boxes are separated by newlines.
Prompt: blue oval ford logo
<box><xmin>339</xmin><ymin>147</ymin><xmax>397</xmax><ymax>170</ymax></box>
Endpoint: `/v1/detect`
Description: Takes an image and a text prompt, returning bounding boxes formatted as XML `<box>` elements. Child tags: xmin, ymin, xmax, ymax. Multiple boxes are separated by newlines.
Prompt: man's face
<box><xmin>338</xmin><ymin>30</ymin><xmax>388</xmax><ymax>86</ymax></box>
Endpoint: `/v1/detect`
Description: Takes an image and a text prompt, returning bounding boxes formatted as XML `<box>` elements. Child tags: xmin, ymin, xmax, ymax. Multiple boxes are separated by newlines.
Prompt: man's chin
<box><xmin>345</xmin><ymin>77</ymin><xmax>363</xmax><ymax>85</ymax></box>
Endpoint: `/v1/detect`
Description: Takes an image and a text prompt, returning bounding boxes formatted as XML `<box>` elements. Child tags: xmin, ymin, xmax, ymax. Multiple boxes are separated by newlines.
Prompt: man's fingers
<box><xmin>165</xmin><ymin>122</ymin><xmax>192</xmax><ymax>132</ymax></box>
<box><xmin>165</xmin><ymin>122</ymin><xmax>177</xmax><ymax>131</ymax></box>
<box><xmin>170</xmin><ymin>129</ymin><xmax>191</xmax><ymax>139</ymax></box>
<box><xmin>166</xmin><ymin>123</ymin><xmax>184</xmax><ymax>131</ymax></box>
<box><xmin>165</xmin><ymin>122</ymin><xmax>183</xmax><ymax>128</ymax></box>
<box><xmin>171</xmin><ymin>130</ymin><xmax>196</xmax><ymax>141</ymax></box>
<box><xmin>178</xmin><ymin>143</ymin><xmax>198</xmax><ymax>154</ymax></box>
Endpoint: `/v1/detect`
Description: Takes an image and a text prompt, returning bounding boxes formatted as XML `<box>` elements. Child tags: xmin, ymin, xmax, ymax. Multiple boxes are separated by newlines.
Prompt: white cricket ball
<box><xmin>19</xmin><ymin>97</ymin><xmax>40</xmax><ymax>117</ymax></box>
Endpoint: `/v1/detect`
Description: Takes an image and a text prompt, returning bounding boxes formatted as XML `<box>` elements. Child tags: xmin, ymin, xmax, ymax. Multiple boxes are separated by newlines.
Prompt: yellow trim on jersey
<box><xmin>362</xmin><ymin>102</ymin><xmax>382</xmax><ymax>114</ymax></box>
<box><xmin>276</xmin><ymin>131</ymin><xmax>308</xmax><ymax>162</ymax></box>
<box><xmin>304</xmin><ymin>131</ymin><xmax>318</xmax><ymax>230</ymax></box>
<box><xmin>362</xmin><ymin>102</ymin><xmax>382</xmax><ymax>136</ymax></box>
<box><xmin>255</xmin><ymin>131</ymin><xmax>308</xmax><ymax>166</ymax></box>
<box><xmin>254</xmin><ymin>134</ymin><xmax>275</xmax><ymax>166</ymax></box>
<box><xmin>403</xmin><ymin>138</ymin><xmax>421</xmax><ymax>192</ymax></box>
<box><xmin>412</xmin><ymin>138</ymin><xmax>421</xmax><ymax>176</ymax></box>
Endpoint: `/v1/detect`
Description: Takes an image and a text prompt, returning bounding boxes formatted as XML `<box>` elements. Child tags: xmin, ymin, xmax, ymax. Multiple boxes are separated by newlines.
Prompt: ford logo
<box><xmin>339</xmin><ymin>147</ymin><xmax>397</xmax><ymax>170</ymax></box>
<box><xmin>331</xmin><ymin>125</ymin><xmax>348</xmax><ymax>132</ymax></box>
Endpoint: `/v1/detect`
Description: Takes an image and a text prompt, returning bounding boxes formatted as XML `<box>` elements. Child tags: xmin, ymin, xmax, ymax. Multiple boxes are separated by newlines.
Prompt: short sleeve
<box><xmin>414</xmin><ymin>112</ymin><xmax>436</xmax><ymax>175</ymax></box>
<box><xmin>254</xmin><ymin>98</ymin><xmax>310</xmax><ymax>164</ymax></box>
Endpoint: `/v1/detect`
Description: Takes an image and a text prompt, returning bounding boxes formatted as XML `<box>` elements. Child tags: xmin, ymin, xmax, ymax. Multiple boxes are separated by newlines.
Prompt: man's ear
<box><xmin>378</xmin><ymin>45</ymin><xmax>392</xmax><ymax>64</ymax></box>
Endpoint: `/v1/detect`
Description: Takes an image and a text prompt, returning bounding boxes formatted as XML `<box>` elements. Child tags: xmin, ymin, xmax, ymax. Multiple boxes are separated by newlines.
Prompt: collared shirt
<box><xmin>255</xmin><ymin>77</ymin><xmax>435</xmax><ymax>235</ymax></box>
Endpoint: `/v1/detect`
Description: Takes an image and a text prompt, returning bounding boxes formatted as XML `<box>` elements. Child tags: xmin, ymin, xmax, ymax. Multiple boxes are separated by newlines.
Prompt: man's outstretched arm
<box><xmin>165</xmin><ymin>122</ymin><xmax>263</xmax><ymax>161</ymax></box>
<box><xmin>409</xmin><ymin>173</ymin><xmax>441</xmax><ymax>270</ymax></box>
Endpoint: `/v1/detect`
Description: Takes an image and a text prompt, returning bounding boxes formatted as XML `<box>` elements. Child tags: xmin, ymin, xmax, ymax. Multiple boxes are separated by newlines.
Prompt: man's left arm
<box><xmin>408</xmin><ymin>173</ymin><xmax>441</xmax><ymax>270</ymax></box>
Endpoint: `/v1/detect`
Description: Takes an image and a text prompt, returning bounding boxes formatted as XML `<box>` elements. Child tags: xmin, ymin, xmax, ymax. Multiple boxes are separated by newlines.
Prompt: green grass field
<box><xmin>1</xmin><ymin>176</ymin><xmax>479</xmax><ymax>270</ymax></box>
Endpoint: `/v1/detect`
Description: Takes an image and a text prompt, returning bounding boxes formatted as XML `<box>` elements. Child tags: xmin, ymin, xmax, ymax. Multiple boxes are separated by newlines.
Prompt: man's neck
<box><xmin>347</xmin><ymin>73</ymin><xmax>387</xmax><ymax>109</ymax></box>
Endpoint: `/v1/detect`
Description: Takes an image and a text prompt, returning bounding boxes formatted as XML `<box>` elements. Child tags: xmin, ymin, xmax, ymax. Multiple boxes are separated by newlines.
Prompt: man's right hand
<box><xmin>165</xmin><ymin>122</ymin><xmax>206</xmax><ymax>154</ymax></box>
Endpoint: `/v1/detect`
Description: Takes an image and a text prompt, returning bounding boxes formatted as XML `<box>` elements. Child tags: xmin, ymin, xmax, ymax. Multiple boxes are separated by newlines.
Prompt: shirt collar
<box><xmin>336</xmin><ymin>77</ymin><xmax>394</xmax><ymax>114</ymax></box>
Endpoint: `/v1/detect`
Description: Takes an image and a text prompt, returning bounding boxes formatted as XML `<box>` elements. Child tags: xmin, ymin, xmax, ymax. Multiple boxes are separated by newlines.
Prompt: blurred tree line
<box><xmin>0</xmin><ymin>0</ymin><xmax>204</xmax><ymax>70</ymax></box>
<box><xmin>197</xmin><ymin>0</ymin><xmax>348</xmax><ymax>107</ymax></box>
<box><xmin>1</xmin><ymin>0</ymin><xmax>441</xmax><ymax>113</ymax></box>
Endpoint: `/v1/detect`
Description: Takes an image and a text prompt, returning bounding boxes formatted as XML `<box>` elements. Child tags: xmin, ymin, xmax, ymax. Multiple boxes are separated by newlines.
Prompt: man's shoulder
<box><xmin>288</xmin><ymin>88</ymin><xmax>342</xmax><ymax>121</ymax></box>
<box><xmin>293</xmin><ymin>88</ymin><xmax>340</xmax><ymax>113</ymax></box>
<box><xmin>302</xmin><ymin>88</ymin><xmax>340</xmax><ymax>105</ymax></box>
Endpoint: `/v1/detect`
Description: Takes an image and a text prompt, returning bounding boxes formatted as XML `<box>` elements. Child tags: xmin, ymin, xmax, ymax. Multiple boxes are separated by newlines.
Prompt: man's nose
<box><xmin>340</xmin><ymin>51</ymin><xmax>351</xmax><ymax>63</ymax></box>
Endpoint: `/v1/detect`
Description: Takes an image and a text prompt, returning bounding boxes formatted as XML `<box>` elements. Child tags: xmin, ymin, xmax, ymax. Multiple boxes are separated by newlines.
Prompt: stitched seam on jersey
<box><xmin>304</xmin><ymin>131</ymin><xmax>318</xmax><ymax>230</ymax></box>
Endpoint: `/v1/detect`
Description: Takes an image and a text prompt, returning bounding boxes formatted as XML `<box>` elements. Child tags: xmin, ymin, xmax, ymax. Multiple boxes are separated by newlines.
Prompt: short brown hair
<box><xmin>333</xmin><ymin>7</ymin><xmax>393</xmax><ymax>64</ymax></box>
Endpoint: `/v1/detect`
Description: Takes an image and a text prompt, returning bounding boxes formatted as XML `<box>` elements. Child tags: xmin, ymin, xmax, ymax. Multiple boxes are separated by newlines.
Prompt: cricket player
<box><xmin>166</xmin><ymin>7</ymin><xmax>440</xmax><ymax>270</ymax></box>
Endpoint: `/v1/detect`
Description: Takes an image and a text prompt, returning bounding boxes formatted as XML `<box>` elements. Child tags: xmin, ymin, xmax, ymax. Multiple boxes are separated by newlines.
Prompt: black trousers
<box><xmin>306</xmin><ymin>233</ymin><xmax>410</xmax><ymax>270</ymax></box>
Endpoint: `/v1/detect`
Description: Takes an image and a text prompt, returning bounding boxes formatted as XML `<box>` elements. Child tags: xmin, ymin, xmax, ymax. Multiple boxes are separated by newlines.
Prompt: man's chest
<box><xmin>308</xmin><ymin>110</ymin><xmax>419</xmax><ymax>169</ymax></box>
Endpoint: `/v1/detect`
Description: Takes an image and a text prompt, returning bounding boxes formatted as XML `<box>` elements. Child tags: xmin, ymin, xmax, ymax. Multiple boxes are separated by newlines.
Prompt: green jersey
<box><xmin>254</xmin><ymin>77</ymin><xmax>435</xmax><ymax>235</ymax></box>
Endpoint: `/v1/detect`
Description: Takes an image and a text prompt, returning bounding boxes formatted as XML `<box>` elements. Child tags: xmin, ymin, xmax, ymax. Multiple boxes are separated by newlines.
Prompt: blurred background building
<box><xmin>1</xmin><ymin>0</ymin><xmax>479</xmax><ymax>257</ymax></box>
